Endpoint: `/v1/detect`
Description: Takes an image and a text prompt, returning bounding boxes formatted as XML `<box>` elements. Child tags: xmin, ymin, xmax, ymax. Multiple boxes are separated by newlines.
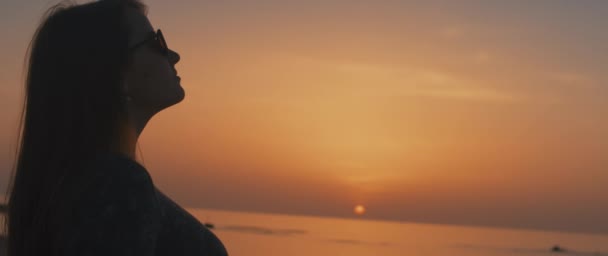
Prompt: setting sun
<box><xmin>354</xmin><ymin>205</ymin><xmax>366</xmax><ymax>215</ymax></box>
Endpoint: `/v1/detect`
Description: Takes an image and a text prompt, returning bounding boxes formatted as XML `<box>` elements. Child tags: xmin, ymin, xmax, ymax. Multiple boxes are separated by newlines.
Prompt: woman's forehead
<box><xmin>124</xmin><ymin>7</ymin><xmax>154</xmax><ymax>43</ymax></box>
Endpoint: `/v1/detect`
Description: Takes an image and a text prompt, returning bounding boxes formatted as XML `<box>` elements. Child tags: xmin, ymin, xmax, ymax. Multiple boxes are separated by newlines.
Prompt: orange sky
<box><xmin>1</xmin><ymin>1</ymin><xmax>607</xmax><ymax>234</ymax></box>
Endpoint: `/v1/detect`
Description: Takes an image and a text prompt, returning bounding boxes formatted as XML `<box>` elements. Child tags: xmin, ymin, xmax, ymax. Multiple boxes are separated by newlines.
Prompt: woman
<box><xmin>4</xmin><ymin>0</ymin><xmax>228</xmax><ymax>255</ymax></box>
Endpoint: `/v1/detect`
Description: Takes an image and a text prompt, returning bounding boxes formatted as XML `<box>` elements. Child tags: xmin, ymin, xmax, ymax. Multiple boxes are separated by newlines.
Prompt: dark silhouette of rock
<box><xmin>552</xmin><ymin>245</ymin><xmax>567</xmax><ymax>253</ymax></box>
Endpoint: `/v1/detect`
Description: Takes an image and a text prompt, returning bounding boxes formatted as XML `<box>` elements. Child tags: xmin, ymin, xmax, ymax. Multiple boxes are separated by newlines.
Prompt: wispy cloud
<box><xmin>404</xmin><ymin>87</ymin><xmax>521</xmax><ymax>102</ymax></box>
<box><xmin>329</xmin><ymin>60</ymin><xmax>523</xmax><ymax>103</ymax></box>
<box><xmin>439</xmin><ymin>25</ymin><xmax>468</xmax><ymax>39</ymax></box>
<box><xmin>545</xmin><ymin>71</ymin><xmax>598</xmax><ymax>88</ymax></box>
<box><xmin>472</xmin><ymin>50</ymin><xmax>492</xmax><ymax>64</ymax></box>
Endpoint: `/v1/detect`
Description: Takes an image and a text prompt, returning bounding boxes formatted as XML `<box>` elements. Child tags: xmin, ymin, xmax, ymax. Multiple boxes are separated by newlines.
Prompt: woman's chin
<box><xmin>175</xmin><ymin>85</ymin><xmax>185</xmax><ymax>102</ymax></box>
<box><xmin>156</xmin><ymin>87</ymin><xmax>185</xmax><ymax>111</ymax></box>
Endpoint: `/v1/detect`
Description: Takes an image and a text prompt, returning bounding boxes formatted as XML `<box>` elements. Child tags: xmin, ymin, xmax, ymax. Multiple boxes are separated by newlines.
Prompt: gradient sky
<box><xmin>1</xmin><ymin>0</ymin><xmax>607</xmax><ymax>234</ymax></box>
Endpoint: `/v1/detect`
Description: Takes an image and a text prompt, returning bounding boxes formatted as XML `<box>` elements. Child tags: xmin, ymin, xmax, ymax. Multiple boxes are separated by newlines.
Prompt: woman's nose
<box><xmin>168</xmin><ymin>49</ymin><xmax>180</xmax><ymax>64</ymax></box>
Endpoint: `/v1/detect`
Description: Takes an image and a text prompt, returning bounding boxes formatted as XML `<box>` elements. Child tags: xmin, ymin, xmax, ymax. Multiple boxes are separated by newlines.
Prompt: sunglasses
<box><xmin>129</xmin><ymin>29</ymin><xmax>168</xmax><ymax>56</ymax></box>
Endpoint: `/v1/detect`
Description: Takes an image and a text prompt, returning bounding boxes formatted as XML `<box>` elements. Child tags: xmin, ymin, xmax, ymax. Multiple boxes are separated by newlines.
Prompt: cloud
<box><xmin>439</xmin><ymin>26</ymin><xmax>467</xmax><ymax>39</ymax></box>
<box><xmin>472</xmin><ymin>51</ymin><xmax>492</xmax><ymax>63</ymax></box>
<box><xmin>331</xmin><ymin>60</ymin><xmax>522</xmax><ymax>103</ymax></box>
<box><xmin>545</xmin><ymin>71</ymin><xmax>598</xmax><ymax>88</ymax></box>
<box><xmin>217</xmin><ymin>225</ymin><xmax>308</xmax><ymax>236</ymax></box>
<box><xmin>404</xmin><ymin>87</ymin><xmax>521</xmax><ymax>102</ymax></box>
<box><xmin>326</xmin><ymin>239</ymin><xmax>393</xmax><ymax>246</ymax></box>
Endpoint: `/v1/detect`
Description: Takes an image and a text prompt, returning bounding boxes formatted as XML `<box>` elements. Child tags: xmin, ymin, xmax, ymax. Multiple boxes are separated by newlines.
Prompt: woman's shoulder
<box><xmin>85</xmin><ymin>152</ymin><xmax>152</xmax><ymax>183</ymax></box>
<box><xmin>54</xmin><ymin>152</ymin><xmax>163</xmax><ymax>254</ymax></box>
<box><xmin>64</xmin><ymin>152</ymin><xmax>159</xmax><ymax>212</ymax></box>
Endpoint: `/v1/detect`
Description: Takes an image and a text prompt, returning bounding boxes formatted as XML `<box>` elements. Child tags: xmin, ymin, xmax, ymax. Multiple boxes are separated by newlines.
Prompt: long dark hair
<box><xmin>4</xmin><ymin>0</ymin><xmax>146</xmax><ymax>255</ymax></box>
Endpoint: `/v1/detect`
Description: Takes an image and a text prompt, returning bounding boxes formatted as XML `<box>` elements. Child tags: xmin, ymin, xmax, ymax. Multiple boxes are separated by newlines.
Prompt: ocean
<box><xmin>190</xmin><ymin>208</ymin><xmax>608</xmax><ymax>256</ymax></box>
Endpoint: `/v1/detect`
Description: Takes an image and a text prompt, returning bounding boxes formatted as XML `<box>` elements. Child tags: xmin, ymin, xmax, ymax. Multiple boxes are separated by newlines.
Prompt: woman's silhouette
<box><xmin>4</xmin><ymin>0</ymin><xmax>227</xmax><ymax>255</ymax></box>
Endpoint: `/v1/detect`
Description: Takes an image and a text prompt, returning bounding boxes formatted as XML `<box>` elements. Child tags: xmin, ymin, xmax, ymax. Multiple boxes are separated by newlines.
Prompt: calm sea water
<box><xmin>190</xmin><ymin>208</ymin><xmax>608</xmax><ymax>256</ymax></box>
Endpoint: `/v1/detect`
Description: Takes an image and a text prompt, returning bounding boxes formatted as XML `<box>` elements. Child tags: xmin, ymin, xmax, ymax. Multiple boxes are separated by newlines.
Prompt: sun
<box><xmin>354</xmin><ymin>205</ymin><xmax>366</xmax><ymax>215</ymax></box>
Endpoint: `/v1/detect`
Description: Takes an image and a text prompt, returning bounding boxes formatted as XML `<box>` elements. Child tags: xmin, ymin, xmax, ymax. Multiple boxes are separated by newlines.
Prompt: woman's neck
<box><xmin>120</xmin><ymin>124</ymin><xmax>139</xmax><ymax>160</ymax></box>
<box><xmin>115</xmin><ymin>109</ymin><xmax>152</xmax><ymax>160</ymax></box>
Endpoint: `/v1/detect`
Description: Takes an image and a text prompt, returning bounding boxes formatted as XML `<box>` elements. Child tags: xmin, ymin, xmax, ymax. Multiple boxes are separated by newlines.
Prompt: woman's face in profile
<box><xmin>123</xmin><ymin>7</ymin><xmax>184</xmax><ymax>113</ymax></box>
